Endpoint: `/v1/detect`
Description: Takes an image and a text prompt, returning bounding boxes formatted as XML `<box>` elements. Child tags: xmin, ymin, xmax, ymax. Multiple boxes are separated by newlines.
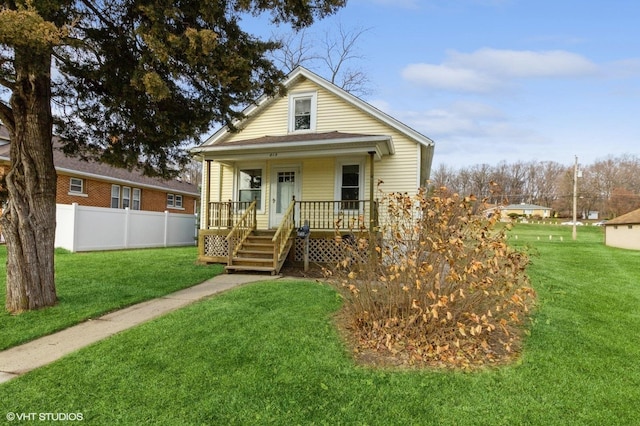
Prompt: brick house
<box><xmin>0</xmin><ymin>125</ymin><xmax>199</xmax><ymax>215</ymax></box>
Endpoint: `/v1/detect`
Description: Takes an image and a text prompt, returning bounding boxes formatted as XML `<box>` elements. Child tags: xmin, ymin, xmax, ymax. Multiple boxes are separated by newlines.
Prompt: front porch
<box><xmin>197</xmin><ymin>199</ymin><xmax>378</xmax><ymax>274</ymax></box>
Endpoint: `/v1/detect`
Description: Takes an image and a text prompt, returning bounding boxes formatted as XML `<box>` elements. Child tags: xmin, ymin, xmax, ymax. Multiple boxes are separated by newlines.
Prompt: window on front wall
<box><xmin>69</xmin><ymin>177</ymin><xmax>84</xmax><ymax>194</ymax></box>
<box><xmin>340</xmin><ymin>164</ymin><xmax>361</xmax><ymax>210</ymax></box>
<box><xmin>132</xmin><ymin>188</ymin><xmax>141</xmax><ymax>210</ymax></box>
<box><xmin>166</xmin><ymin>193</ymin><xmax>184</xmax><ymax>209</ymax></box>
<box><xmin>111</xmin><ymin>185</ymin><xmax>120</xmax><ymax>208</ymax></box>
<box><xmin>238</xmin><ymin>168</ymin><xmax>263</xmax><ymax>209</ymax></box>
<box><xmin>111</xmin><ymin>185</ymin><xmax>141</xmax><ymax>209</ymax></box>
<box><xmin>289</xmin><ymin>92</ymin><xmax>317</xmax><ymax>132</ymax></box>
<box><xmin>122</xmin><ymin>187</ymin><xmax>131</xmax><ymax>209</ymax></box>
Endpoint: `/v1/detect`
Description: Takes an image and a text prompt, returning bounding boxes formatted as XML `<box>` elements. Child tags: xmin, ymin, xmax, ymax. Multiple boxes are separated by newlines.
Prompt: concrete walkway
<box><xmin>0</xmin><ymin>274</ymin><xmax>280</xmax><ymax>384</ymax></box>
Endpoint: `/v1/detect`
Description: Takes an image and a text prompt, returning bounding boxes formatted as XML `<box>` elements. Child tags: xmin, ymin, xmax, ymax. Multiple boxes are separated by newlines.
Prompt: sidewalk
<box><xmin>0</xmin><ymin>273</ymin><xmax>280</xmax><ymax>384</ymax></box>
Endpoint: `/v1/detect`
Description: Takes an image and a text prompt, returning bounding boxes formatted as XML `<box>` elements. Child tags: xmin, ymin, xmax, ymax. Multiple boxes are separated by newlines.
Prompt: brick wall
<box><xmin>56</xmin><ymin>172</ymin><xmax>197</xmax><ymax>214</ymax></box>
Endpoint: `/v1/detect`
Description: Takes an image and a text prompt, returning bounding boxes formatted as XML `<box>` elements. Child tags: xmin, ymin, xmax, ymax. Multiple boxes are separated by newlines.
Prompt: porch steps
<box><xmin>225</xmin><ymin>231</ymin><xmax>293</xmax><ymax>275</ymax></box>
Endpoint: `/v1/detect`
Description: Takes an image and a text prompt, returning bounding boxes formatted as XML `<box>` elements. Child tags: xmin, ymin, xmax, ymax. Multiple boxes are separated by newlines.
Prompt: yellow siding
<box><xmin>202</xmin><ymin>76</ymin><xmax>427</xmax><ymax>229</ymax></box>
<box><xmin>218</xmin><ymin>77</ymin><xmax>422</xmax><ymax>196</ymax></box>
<box><xmin>301</xmin><ymin>158</ymin><xmax>335</xmax><ymax>200</ymax></box>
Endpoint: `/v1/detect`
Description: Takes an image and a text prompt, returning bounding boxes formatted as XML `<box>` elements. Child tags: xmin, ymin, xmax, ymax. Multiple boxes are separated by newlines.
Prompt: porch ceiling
<box><xmin>192</xmin><ymin>131</ymin><xmax>394</xmax><ymax>162</ymax></box>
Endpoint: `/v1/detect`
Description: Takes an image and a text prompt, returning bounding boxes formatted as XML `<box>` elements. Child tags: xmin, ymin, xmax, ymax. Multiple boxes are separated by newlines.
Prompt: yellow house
<box><xmin>192</xmin><ymin>67</ymin><xmax>435</xmax><ymax>273</ymax></box>
<box><xmin>489</xmin><ymin>203</ymin><xmax>552</xmax><ymax>220</ymax></box>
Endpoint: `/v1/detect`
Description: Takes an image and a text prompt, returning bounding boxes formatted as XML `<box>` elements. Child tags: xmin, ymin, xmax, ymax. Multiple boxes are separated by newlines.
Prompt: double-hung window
<box><xmin>111</xmin><ymin>185</ymin><xmax>121</xmax><ymax>208</ymax></box>
<box><xmin>132</xmin><ymin>188</ymin><xmax>141</xmax><ymax>210</ymax></box>
<box><xmin>122</xmin><ymin>187</ymin><xmax>131</xmax><ymax>209</ymax></box>
<box><xmin>167</xmin><ymin>193</ymin><xmax>184</xmax><ymax>209</ymax></box>
<box><xmin>336</xmin><ymin>160</ymin><xmax>364</xmax><ymax>211</ymax></box>
<box><xmin>69</xmin><ymin>177</ymin><xmax>84</xmax><ymax>194</ymax></box>
<box><xmin>111</xmin><ymin>185</ymin><xmax>141</xmax><ymax>209</ymax></box>
<box><xmin>238</xmin><ymin>168</ymin><xmax>263</xmax><ymax>209</ymax></box>
<box><xmin>288</xmin><ymin>92</ymin><xmax>317</xmax><ymax>132</ymax></box>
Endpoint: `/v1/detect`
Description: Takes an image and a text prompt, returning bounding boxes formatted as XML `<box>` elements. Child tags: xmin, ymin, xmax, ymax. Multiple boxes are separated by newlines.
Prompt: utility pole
<box><xmin>572</xmin><ymin>155</ymin><xmax>578</xmax><ymax>240</ymax></box>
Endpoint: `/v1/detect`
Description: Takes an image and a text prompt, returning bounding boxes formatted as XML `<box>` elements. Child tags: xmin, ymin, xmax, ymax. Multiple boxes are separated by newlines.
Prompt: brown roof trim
<box><xmin>211</xmin><ymin>131</ymin><xmax>381</xmax><ymax>147</ymax></box>
<box><xmin>605</xmin><ymin>208</ymin><xmax>640</xmax><ymax>225</ymax></box>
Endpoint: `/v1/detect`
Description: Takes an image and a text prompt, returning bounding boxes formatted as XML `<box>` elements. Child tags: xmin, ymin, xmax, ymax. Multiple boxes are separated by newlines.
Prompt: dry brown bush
<box><xmin>326</xmin><ymin>187</ymin><xmax>536</xmax><ymax>369</ymax></box>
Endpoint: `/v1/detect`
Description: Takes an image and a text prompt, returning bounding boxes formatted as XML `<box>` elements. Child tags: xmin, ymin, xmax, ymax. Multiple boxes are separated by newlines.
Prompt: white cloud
<box><xmin>402</xmin><ymin>48</ymin><xmax>600</xmax><ymax>92</ymax></box>
<box><xmin>449</xmin><ymin>48</ymin><xmax>599</xmax><ymax>78</ymax></box>
<box><xmin>402</xmin><ymin>64</ymin><xmax>499</xmax><ymax>92</ymax></box>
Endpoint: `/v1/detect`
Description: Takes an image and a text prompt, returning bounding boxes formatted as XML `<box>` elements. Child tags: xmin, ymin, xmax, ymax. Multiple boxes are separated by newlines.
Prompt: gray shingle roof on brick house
<box><xmin>0</xmin><ymin>126</ymin><xmax>198</xmax><ymax>196</ymax></box>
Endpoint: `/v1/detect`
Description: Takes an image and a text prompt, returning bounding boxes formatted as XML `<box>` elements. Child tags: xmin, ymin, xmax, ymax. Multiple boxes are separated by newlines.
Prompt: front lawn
<box><xmin>1</xmin><ymin>224</ymin><xmax>639</xmax><ymax>424</ymax></box>
<box><xmin>0</xmin><ymin>246</ymin><xmax>222</xmax><ymax>350</ymax></box>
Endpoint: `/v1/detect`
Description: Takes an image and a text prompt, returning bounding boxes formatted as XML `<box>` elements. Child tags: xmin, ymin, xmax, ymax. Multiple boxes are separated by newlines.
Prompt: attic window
<box><xmin>289</xmin><ymin>92</ymin><xmax>317</xmax><ymax>132</ymax></box>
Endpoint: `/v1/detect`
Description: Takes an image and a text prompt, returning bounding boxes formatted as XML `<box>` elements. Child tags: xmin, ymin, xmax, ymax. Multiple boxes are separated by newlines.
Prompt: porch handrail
<box><xmin>207</xmin><ymin>201</ymin><xmax>253</xmax><ymax>229</ymax></box>
<box><xmin>296</xmin><ymin>200</ymin><xmax>379</xmax><ymax>231</ymax></box>
<box><xmin>226</xmin><ymin>201</ymin><xmax>257</xmax><ymax>265</ymax></box>
<box><xmin>271</xmin><ymin>199</ymin><xmax>296</xmax><ymax>270</ymax></box>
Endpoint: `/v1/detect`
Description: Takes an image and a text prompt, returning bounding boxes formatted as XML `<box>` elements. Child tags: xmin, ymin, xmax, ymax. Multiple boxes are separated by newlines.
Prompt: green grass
<box><xmin>0</xmin><ymin>246</ymin><xmax>223</xmax><ymax>350</ymax></box>
<box><xmin>1</xmin><ymin>225</ymin><xmax>640</xmax><ymax>424</ymax></box>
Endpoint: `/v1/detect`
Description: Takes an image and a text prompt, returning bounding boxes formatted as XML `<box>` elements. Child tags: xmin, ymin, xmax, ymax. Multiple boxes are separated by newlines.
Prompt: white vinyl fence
<box><xmin>55</xmin><ymin>203</ymin><xmax>197</xmax><ymax>252</ymax></box>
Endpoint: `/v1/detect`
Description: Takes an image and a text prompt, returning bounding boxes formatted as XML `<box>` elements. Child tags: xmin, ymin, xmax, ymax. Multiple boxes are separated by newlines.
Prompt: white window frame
<box><xmin>111</xmin><ymin>185</ymin><xmax>121</xmax><ymax>208</ymax></box>
<box><xmin>235</xmin><ymin>164</ymin><xmax>265</xmax><ymax>213</ymax></box>
<box><xmin>122</xmin><ymin>186</ymin><xmax>131</xmax><ymax>209</ymax></box>
<box><xmin>288</xmin><ymin>91</ymin><xmax>317</xmax><ymax>133</ymax></box>
<box><xmin>167</xmin><ymin>193</ymin><xmax>185</xmax><ymax>210</ymax></box>
<box><xmin>334</xmin><ymin>158</ymin><xmax>365</xmax><ymax>212</ymax></box>
<box><xmin>132</xmin><ymin>188</ymin><xmax>141</xmax><ymax>210</ymax></box>
<box><xmin>69</xmin><ymin>177</ymin><xmax>86</xmax><ymax>196</ymax></box>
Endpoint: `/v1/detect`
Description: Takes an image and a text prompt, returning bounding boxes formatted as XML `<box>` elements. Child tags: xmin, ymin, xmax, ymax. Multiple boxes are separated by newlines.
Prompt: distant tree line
<box><xmin>429</xmin><ymin>154</ymin><xmax>640</xmax><ymax>219</ymax></box>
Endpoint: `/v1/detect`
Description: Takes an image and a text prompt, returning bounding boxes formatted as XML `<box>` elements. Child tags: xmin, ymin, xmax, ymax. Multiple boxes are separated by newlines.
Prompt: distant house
<box><xmin>486</xmin><ymin>203</ymin><xmax>552</xmax><ymax>220</ymax></box>
<box><xmin>604</xmin><ymin>208</ymin><xmax>640</xmax><ymax>250</ymax></box>
<box><xmin>0</xmin><ymin>125</ymin><xmax>199</xmax><ymax>215</ymax></box>
<box><xmin>192</xmin><ymin>66</ymin><xmax>435</xmax><ymax>273</ymax></box>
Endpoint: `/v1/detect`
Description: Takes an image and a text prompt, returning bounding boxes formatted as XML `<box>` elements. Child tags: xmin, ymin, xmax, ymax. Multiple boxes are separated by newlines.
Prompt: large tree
<box><xmin>0</xmin><ymin>0</ymin><xmax>345</xmax><ymax>313</ymax></box>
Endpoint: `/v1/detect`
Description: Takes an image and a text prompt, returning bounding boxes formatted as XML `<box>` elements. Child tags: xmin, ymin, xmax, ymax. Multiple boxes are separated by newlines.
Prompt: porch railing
<box><xmin>296</xmin><ymin>200</ymin><xmax>379</xmax><ymax>231</ymax></box>
<box><xmin>207</xmin><ymin>201</ymin><xmax>253</xmax><ymax>229</ymax></box>
<box><xmin>226</xmin><ymin>201</ymin><xmax>257</xmax><ymax>266</ymax></box>
<box><xmin>205</xmin><ymin>199</ymin><xmax>379</xmax><ymax>232</ymax></box>
<box><xmin>271</xmin><ymin>199</ymin><xmax>296</xmax><ymax>270</ymax></box>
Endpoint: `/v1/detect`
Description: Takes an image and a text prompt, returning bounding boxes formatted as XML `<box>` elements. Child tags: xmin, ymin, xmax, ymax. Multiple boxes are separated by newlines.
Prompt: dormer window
<box><xmin>289</xmin><ymin>92</ymin><xmax>317</xmax><ymax>132</ymax></box>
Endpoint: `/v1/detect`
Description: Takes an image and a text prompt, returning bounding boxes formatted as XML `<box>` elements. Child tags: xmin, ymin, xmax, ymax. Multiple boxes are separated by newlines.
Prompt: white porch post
<box><xmin>368</xmin><ymin>151</ymin><xmax>375</xmax><ymax>232</ymax></box>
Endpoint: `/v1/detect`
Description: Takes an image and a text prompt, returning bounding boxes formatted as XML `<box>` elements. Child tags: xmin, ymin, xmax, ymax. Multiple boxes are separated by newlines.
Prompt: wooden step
<box><xmin>225</xmin><ymin>265</ymin><xmax>277</xmax><ymax>274</ymax></box>
<box><xmin>237</xmin><ymin>249</ymin><xmax>273</xmax><ymax>257</ymax></box>
<box><xmin>225</xmin><ymin>229</ymin><xmax>288</xmax><ymax>275</ymax></box>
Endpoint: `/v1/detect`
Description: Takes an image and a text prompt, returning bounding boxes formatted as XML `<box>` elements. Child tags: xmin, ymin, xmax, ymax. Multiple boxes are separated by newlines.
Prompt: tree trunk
<box><xmin>0</xmin><ymin>47</ymin><xmax>57</xmax><ymax>313</ymax></box>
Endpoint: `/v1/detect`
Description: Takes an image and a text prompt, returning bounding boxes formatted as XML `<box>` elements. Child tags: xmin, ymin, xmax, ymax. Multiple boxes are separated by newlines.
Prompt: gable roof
<box><xmin>503</xmin><ymin>203</ymin><xmax>551</xmax><ymax>210</ymax></box>
<box><xmin>0</xmin><ymin>127</ymin><xmax>199</xmax><ymax>196</ymax></box>
<box><xmin>605</xmin><ymin>208</ymin><xmax>640</xmax><ymax>226</ymax></box>
<box><xmin>194</xmin><ymin>66</ymin><xmax>434</xmax><ymax>153</ymax></box>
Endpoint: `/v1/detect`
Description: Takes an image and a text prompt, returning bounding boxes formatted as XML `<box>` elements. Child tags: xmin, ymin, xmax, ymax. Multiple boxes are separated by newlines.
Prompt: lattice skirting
<box><xmin>203</xmin><ymin>234</ymin><xmax>229</xmax><ymax>258</ymax></box>
<box><xmin>202</xmin><ymin>233</ymin><xmax>367</xmax><ymax>264</ymax></box>
<box><xmin>294</xmin><ymin>236</ymin><xmax>370</xmax><ymax>264</ymax></box>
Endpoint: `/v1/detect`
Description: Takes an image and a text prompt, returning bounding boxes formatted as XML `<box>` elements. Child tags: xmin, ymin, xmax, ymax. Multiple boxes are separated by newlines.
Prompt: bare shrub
<box><xmin>326</xmin><ymin>187</ymin><xmax>536</xmax><ymax>369</ymax></box>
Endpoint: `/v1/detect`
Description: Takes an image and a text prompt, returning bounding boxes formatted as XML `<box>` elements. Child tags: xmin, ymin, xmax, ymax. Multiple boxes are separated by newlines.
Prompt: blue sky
<box><xmin>247</xmin><ymin>0</ymin><xmax>640</xmax><ymax>169</ymax></box>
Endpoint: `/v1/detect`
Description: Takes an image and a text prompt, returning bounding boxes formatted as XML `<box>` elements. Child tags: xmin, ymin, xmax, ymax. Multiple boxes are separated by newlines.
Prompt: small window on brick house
<box><xmin>69</xmin><ymin>177</ymin><xmax>84</xmax><ymax>194</ymax></box>
<box><xmin>132</xmin><ymin>188</ymin><xmax>141</xmax><ymax>210</ymax></box>
<box><xmin>122</xmin><ymin>187</ymin><xmax>131</xmax><ymax>209</ymax></box>
<box><xmin>167</xmin><ymin>194</ymin><xmax>184</xmax><ymax>209</ymax></box>
<box><xmin>111</xmin><ymin>185</ymin><xmax>121</xmax><ymax>208</ymax></box>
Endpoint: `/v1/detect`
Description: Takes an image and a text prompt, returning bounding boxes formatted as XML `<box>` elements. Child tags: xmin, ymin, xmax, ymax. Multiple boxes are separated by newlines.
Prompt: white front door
<box><xmin>270</xmin><ymin>167</ymin><xmax>300</xmax><ymax>228</ymax></box>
